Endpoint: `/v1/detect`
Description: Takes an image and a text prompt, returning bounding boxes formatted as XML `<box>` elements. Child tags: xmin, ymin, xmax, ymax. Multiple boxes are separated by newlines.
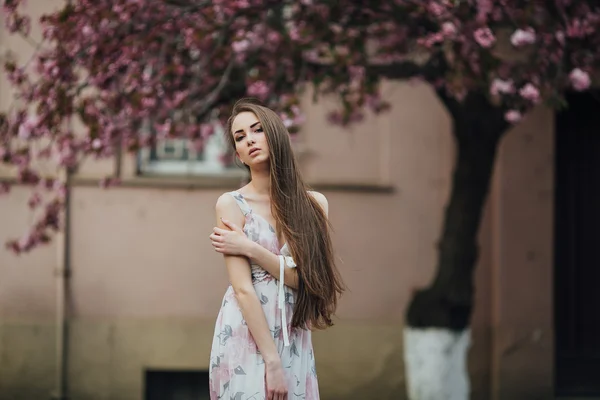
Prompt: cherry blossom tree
<box><xmin>1</xmin><ymin>0</ymin><xmax>598</xmax><ymax>398</ymax></box>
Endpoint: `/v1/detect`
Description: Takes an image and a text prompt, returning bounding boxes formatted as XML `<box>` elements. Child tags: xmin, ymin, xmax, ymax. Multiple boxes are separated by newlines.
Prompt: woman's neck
<box><xmin>249</xmin><ymin>169</ymin><xmax>270</xmax><ymax>195</ymax></box>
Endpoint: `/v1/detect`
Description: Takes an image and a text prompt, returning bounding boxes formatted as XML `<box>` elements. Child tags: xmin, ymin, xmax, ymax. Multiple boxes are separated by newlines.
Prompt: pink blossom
<box><xmin>231</xmin><ymin>39</ymin><xmax>249</xmax><ymax>53</ymax></box>
<box><xmin>569</xmin><ymin>68</ymin><xmax>591</xmax><ymax>91</ymax></box>
<box><xmin>476</xmin><ymin>0</ymin><xmax>493</xmax><ymax>23</ymax></box>
<box><xmin>292</xmin><ymin>111</ymin><xmax>306</xmax><ymax>126</ymax></box>
<box><xmin>17</xmin><ymin>232</ymin><xmax>35</xmax><ymax>252</ymax></box>
<box><xmin>17</xmin><ymin>116</ymin><xmax>39</xmax><ymax>140</ymax></box>
<box><xmin>335</xmin><ymin>45</ymin><xmax>350</xmax><ymax>57</ymax></box>
<box><xmin>420</xmin><ymin>32</ymin><xmax>444</xmax><ymax>47</ymax></box>
<box><xmin>28</xmin><ymin>192</ymin><xmax>42</xmax><ymax>209</ymax></box>
<box><xmin>519</xmin><ymin>83</ymin><xmax>540</xmax><ymax>103</ymax></box>
<box><xmin>142</xmin><ymin>97</ymin><xmax>156</xmax><ymax>108</ymax></box>
<box><xmin>505</xmin><ymin>110</ymin><xmax>522</xmax><ymax>123</ymax></box>
<box><xmin>12</xmin><ymin>152</ymin><xmax>30</xmax><ymax>169</ymax></box>
<box><xmin>0</xmin><ymin>182</ymin><xmax>10</xmax><ymax>195</ymax></box>
<box><xmin>92</xmin><ymin>138</ymin><xmax>103</xmax><ymax>150</ymax></box>
<box><xmin>38</xmin><ymin>178</ymin><xmax>52</xmax><ymax>191</ymax></box>
<box><xmin>510</xmin><ymin>28</ymin><xmax>536</xmax><ymax>47</ymax></box>
<box><xmin>82</xmin><ymin>25</ymin><xmax>93</xmax><ymax>36</ymax></box>
<box><xmin>490</xmin><ymin>78</ymin><xmax>515</xmax><ymax>96</ymax></box>
<box><xmin>235</xmin><ymin>0</ymin><xmax>250</xmax><ymax>9</ymax></box>
<box><xmin>349</xmin><ymin>66</ymin><xmax>365</xmax><ymax>81</ymax></box>
<box><xmin>247</xmin><ymin>81</ymin><xmax>269</xmax><ymax>100</ymax></box>
<box><xmin>329</xmin><ymin>24</ymin><xmax>343</xmax><ymax>35</ymax></box>
<box><xmin>441</xmin><ymin>22</ymin><xmax>457</xmax><ymax>36</ymax></box>
<box><xmin>6</xmin><ymin>66</ymin><xmax>26</xmax><ymax>86</ymax></box>
<box><xmin>17</xmin><ymin>167</ymin><xmax>39</xmax><ymax>185</ymax></box>
<box><xmin>366</xmin><ymin>94</ymin><xmax>390</xmax><ymax>113</ymax></box>
<box><xmin>326</xmin><ymin>111</ymin><xmax>343</xmax><ymax>125</ymax></box>
<box><xmin>303</xmin><ymin>49</ymin><xmax>320</xmax><ymax>62</ymax></box>
<box><xmin>53</xmin><ymin>180</ymin><xmax>67</xmax><ymax>199</ymax></box>
<box><xmin>428</xmin><ymin>2</ymin><xmax>445</xmax><ymax>17</ymax></box>
<box><xmin>474</xmin><ymin>27</ymin><xmax>496</xmax><ymax>48</ymax></box>
<box><xmin>280</xmin><ymin>113</ymin><xmax>293</xmax><ymax>128</ymax></box>
<box><xmin>286</xmin><ymin>23</ymin><xmax>301</xmax><ymax>41</ymax></box>
<box><xmin>267</xmin><ymin>31</ymin><xmax>281</xmax><ymax>44</ymax></box>
<box><xmin>566</xmin><ymin>19</ymin><xmax>592</xmax><ymax>38</ymax></box>
<box><xmin>18</xmin><ymin>124</ymin><xmax>31</xmax><ymax>140</ymax></box>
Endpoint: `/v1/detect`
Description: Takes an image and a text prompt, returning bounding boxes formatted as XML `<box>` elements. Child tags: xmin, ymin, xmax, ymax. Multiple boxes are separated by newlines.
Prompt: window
<box><xmin>137</xmin><ymin>121</ymin><xmax>247</xmax><ymax>178</ymax></box>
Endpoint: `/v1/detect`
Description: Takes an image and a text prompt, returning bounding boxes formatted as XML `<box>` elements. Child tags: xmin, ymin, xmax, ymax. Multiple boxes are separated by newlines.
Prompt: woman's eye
<box><xmin>235</xmin><ymin>136</ymin><xmax>245</xmax><ymax>142</ymax></box>
<box><xmin>255</xmin><ymin>128</ymin><xmax>263</xmax><ymax>133</ymax></box>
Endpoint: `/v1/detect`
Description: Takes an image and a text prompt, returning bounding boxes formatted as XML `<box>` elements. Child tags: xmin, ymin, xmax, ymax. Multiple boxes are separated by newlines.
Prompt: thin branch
<box><xmin>195</xmin><ymin>58</ymin><xmax>235</xmax><ymax>118</ymax></box>
<box><xmin>305</xmin><ymin>54</ymin><xmax>447</xmax><ymax>85</ymax></box>
<box><xmin>366</xmin><ymin>60</ymin><xmax>427</xmax><ymax>80</ymax></box>
<box><xmin>162</xmin><ymin>0</ymin><xmax>215</xmax><ymax>13</ymax></box>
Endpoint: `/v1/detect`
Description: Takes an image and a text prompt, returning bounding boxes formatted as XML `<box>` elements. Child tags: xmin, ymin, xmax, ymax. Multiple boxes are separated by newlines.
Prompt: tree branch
<box><xmin>305</xmin><ymin>49</ymin><xmax>448</xmax><ymax>83</ymax></box>
<box><xmin>162</xmin><ymin>0</ymin><xmax>212</xmax><ymax>10</ymax></box>
<box><xmin>194</xmin><ymin>58</ymin><xmax>235</xmax><ymax>118</ymax></box>
<box><xmin>368</xmin><ymin>51</ymin><xmax>447</xmax><ymax>81</ymax></box>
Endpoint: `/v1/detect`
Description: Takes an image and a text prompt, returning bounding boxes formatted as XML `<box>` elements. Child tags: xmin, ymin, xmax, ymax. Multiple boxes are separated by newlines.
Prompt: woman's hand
<box><xmin>265</xmin><ymin>360</ymin><xmax>288</xmax><ymax>400</ymax></box>
<box><xmin>210</xmin><ymin>218</ymin><xmax>254</xmax><ymax>257</ymax></box>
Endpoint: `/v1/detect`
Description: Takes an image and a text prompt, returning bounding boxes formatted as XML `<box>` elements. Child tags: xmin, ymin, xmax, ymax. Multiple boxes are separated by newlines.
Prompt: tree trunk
<box><xmin>403</xmin><ymin>93</ymin><xmax>508</xmax><ymax>400</ymax></box>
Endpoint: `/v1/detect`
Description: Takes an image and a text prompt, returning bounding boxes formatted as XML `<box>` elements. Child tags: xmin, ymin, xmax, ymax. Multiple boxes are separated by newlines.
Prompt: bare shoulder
<box><xmin>308</xmin><ymin>190</ymin><xmax>329</xmax><ymax>216</ymax></box>
<box><xmin>215</xmin><ymin>192</ymin><xmax>237</xmax><ymax>210</ymax></box>
<box><xmin>215</xmin><ymin>192</ymin><xmax>245</xmax><ymax>223</ymax></box>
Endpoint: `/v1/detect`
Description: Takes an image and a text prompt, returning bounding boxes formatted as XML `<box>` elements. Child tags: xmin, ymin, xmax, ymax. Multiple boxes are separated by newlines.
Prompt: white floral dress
<box><xmin>209</xmin><ymin>191</ymin><xmax>320</xmax><ymax>400</ymax></box>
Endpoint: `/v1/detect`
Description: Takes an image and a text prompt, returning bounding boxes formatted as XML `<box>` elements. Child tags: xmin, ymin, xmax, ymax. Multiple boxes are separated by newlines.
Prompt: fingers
<box><xmin>276</xmin><ymin>390</ymin><xmax>287</xmax><ymax>400</ymax></box>
<box><xmin>209</xmin><ymin>233</ymin><xmax>224</xmax><ymax>253</ymax></box>
<box><xmin>212</xmin><ymin>227</ymin><xmax>228</xmax><ymax>235</ymax></box>
<box><xmin>221</xmin><ymin>218</ymin><xmax>243</xmax><ymax>233</ymax></box>
<box><xmin>267</xmin><ymin>388</ymin><xmax>286</xmax><ymax>400</ymax></box>
<box><xmin>209</xmin><ymin>233</ymin><xmax>223</xmax><ymax>242</ymax></box>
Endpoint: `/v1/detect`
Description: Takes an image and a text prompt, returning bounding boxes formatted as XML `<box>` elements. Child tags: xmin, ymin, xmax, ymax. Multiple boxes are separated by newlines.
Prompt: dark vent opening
<box><xmin>144</xmin><ymin>369</ymin><xmax>209</xmax><ymax>400</ymax></box>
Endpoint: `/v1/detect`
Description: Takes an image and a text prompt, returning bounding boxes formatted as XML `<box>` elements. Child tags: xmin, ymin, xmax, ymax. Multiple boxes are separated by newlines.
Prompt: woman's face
<box><xmin>231</xmin><ymin>111</ymin><xmax>269</xmax><ymax>168</ymax></box>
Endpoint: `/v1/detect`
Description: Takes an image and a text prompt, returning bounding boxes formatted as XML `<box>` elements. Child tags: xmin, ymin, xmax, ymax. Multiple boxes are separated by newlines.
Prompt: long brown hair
<box><xmin>225</xmin><ymin>98</ymin><xmax>344</xmax><ymax>330</ymax></box>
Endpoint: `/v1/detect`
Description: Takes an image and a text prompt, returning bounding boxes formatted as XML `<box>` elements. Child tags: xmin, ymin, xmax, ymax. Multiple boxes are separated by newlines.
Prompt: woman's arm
<box><xmin>215</xmin><ymin>194</ymin><xmax>281</xmax><ymax>367</ymax></box>
<box><xmin>246</xmin><ymin>242</ymin><xmax>298</xmax><ymax>289</ymax></box>
<box><xmin>245</xmin><ymin>191</ymin><xmax>329</xmax><ymax>289</ymax></box>
<box><xmin>215</xmin><ymin>218</ymin><xmax>299</xmax><ymax>289</ymax></box>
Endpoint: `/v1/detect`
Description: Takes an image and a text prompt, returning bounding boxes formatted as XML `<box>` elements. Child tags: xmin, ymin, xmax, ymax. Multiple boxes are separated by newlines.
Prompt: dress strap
<box><xmin>278</xmin><ymin>255</ymin><xmax>297</xmax><ymax>347</ymax></box>
<box><xmin>228</xmin><ymin>191</ymin><xmax>252</xmax><ymax>216</ymax></box>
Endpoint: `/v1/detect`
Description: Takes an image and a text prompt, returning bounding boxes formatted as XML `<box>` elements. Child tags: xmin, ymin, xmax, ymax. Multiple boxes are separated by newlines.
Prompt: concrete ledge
<box><xmin>0</xmin><ymin>176</ymin><xmax>396</xmax><ymax>193</ymax></box>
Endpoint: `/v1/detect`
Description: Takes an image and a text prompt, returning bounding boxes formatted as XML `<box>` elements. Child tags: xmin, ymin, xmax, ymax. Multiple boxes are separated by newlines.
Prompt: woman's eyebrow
<box><xmin>233</xmin><ymin>121</ymin><xmax>260</xmax><ymax>135</ymax></box>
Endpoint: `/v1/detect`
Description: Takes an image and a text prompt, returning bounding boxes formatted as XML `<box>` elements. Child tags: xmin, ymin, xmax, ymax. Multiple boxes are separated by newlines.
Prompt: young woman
<box><xmin>208</xmin><ymin>99</ymin><xmax>344</xmax><ymax>400</ymax></box>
